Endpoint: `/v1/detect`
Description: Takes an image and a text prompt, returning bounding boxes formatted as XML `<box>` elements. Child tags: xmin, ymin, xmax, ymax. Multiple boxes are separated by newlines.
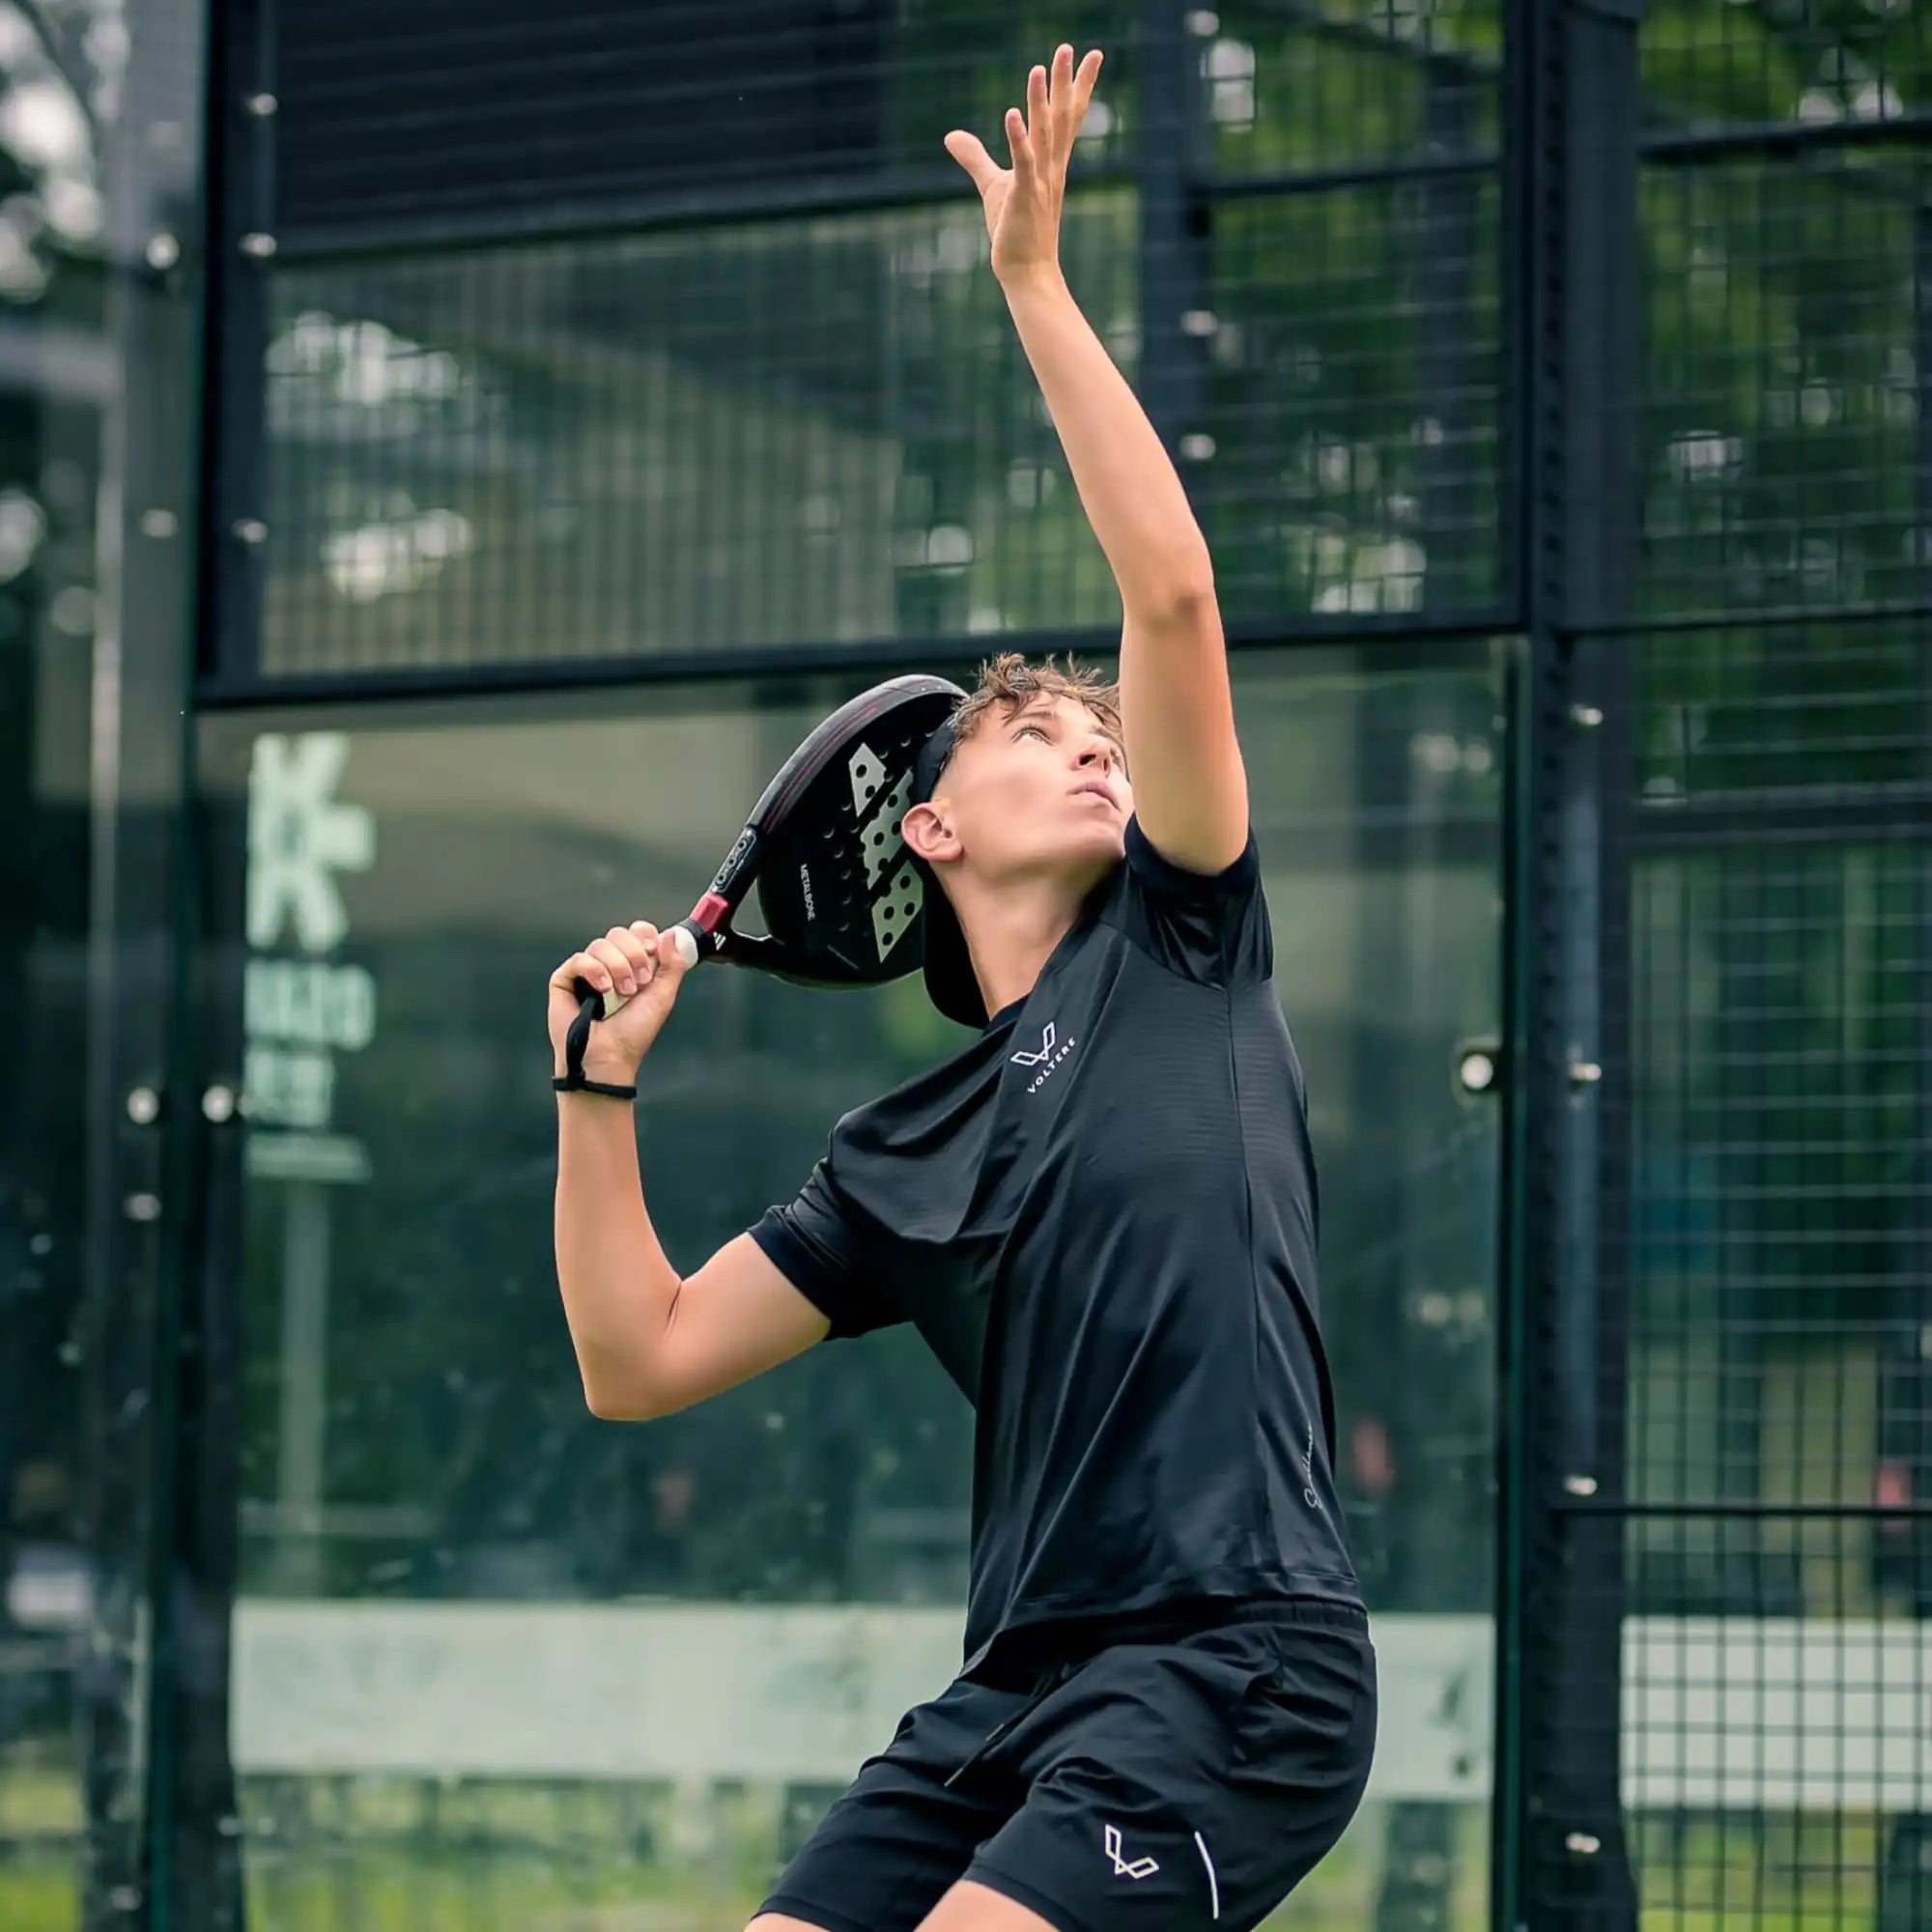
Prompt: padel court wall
<box><xmin>0</xmin><ymin>3</ymin><xmax>1926</xmax><ymax>1929</ymax></box>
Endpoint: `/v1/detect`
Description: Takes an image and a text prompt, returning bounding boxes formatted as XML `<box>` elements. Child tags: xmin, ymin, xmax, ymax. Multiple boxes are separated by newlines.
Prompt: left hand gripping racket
<box><xmin>564</xmin><ymin>674</ymin><xmax>966</xmax><ymax>1079</ymax></box>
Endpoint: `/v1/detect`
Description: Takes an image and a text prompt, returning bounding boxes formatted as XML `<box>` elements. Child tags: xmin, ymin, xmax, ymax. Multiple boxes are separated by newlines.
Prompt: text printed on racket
<box><xmin>1009</xmin><ymin>1020</ymin><xmax>1076</xmax><ymax>1094</ymax></box>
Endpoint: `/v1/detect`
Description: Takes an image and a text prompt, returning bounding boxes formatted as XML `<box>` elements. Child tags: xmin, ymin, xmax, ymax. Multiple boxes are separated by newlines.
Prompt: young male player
<box><xmin>548</xmin><ymin>44</ymin><xmax>1375</xmax><ymax>1932</ymax></box>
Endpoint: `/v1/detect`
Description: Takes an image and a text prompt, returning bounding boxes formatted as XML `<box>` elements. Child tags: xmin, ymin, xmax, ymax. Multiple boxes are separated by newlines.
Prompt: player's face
<box><xmin>942</xmin><ymin>695</ymin><xmax>1131</xmax><ymax>889</ymax></box>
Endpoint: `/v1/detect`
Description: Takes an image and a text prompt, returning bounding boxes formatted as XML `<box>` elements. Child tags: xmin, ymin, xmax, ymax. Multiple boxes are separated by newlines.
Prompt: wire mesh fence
<box><xmin>1637</xmin><ymin>154</ymin><xmax>1927</xmax><ymax>626</ymax></box>
<box><xmin>1620</xmin><ymin>627</ymin><xmax>1932</xmax><ymax>1931</ymax></box>
<box><xmin>258</xmin><ymin>200</ymin><xmax>1139</xmax><ymax>673</ymax></box>
<box><xmin>1200</xmin><ymin>174</ymin><xmax>1503</xmax><ymax>621</ymax></box>
<box><xmin>1638</xmin><ymin>1</ymin><xmax>1929</xmax><ymax>132</ymax></box>
<box><xmin>226</xmin><ymin>0</ymin><xmax>1513</xmax><ymax>688</ymax></box>
<box><xmin>1580</xmin><ymin>13</ymin><xmax>1932</xmax><ymax>1912</ymax></box>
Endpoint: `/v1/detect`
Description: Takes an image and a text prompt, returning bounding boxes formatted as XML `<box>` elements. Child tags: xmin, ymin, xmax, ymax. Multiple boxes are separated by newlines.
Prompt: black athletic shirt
<box><xmin>750</xmin><ymin>815</ymin><xmax>1360</xmax><ymax>1671</ymax></box>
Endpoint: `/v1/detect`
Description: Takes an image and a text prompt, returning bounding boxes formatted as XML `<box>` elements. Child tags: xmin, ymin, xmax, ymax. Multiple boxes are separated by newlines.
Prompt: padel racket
<box><xmin>564</xmin><ymin>674</ymin><xmax>965</xmax><ymax>1077</ymax></box>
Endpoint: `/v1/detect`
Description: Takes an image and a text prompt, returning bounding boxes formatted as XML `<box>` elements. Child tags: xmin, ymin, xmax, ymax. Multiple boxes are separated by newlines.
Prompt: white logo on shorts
<box><xmin>1104</xmin><ymin>1823</ymin><xmax>1159</xmax><ymax>1881</ymax></box>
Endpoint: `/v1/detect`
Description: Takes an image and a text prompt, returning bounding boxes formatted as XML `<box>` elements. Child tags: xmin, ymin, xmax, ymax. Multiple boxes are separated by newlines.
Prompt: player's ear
<box><xmin>903</xmin><ymin>800</ymin><xmax>958</xmax><ymax>865</ymax></box>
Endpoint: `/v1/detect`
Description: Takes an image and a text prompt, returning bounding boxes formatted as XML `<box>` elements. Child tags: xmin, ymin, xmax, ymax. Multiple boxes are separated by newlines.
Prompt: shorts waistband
<box><xmin>973</xmin><ymin>1594</ymin><xmax>1368</xmax><ymax>1686</ymax></box>
<box><xmin>1220</xmin><ymin>1598</ymin><xmax>1369</xmax><ymax>1634</ymax></box>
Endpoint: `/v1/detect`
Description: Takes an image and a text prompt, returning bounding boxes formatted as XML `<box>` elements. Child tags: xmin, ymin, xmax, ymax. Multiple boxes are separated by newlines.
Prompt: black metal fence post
<box><xmin>78</xmin><ymin>2</ymin><xmax>216</xmax><ymax>1925</ymax></box>
<box><xmin>164</xmin><ymin>786</ymin><xmax>250</xmax><ymax>1932</ymax></box>
<box><xmin>1505</xmin><ymin>0</ymin><xmax>1645</xmax><ymax>1925</ymax></box>
<box><xmin>1878</xmin><ymin>197</ymin><xmax>1932</xmax><ymax>1932</ymax></box>
<box><xmin>1136</xmin><ymin>0</ymin><xmax>1209</xmax><ymax>488</ymax></box>
<box><xmin>202</xmin><ymin>0</ymin><xmax>272</xmax><ymax>689</ymax></box>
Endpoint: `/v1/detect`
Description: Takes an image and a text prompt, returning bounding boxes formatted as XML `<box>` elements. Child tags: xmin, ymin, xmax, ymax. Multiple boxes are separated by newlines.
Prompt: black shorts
<box><xmin>758</xmin><ymin>1599</ymin><xmax>1377</xmax><ymax>1932</ymax></box>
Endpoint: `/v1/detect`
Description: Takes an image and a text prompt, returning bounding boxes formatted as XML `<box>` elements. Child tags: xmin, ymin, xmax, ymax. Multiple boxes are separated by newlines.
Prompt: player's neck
<box><xmin>953</xmin><ymin>874</ymin><xmax>1088</xmax><ymax>1021</ymax></box>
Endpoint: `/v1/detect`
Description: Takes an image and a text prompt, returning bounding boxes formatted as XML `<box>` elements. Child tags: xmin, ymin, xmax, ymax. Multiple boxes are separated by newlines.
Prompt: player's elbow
<box><xmin>583</xmin><ymin>1383</ymin><xmax>634</xmax><ymax>1422</ymax></box>
<box><xmin>583</xmin><ymin>1381</ymin><xmax>657</xmax><ymax>1422</ymax></box>
<box><xmin>1123</xmin><ymin>561</ymin><xmax>1219</xmax><ymax>639</ymax></box>
<box><xmin>579</xmin><ymin>1358</ymin><xmax>665</xmax><ymax>1422</ymax></box>
<box><xmin>1143</xmin><ymin>550</ymin><xmax>1217</xmax><ymax>623</ymax></box>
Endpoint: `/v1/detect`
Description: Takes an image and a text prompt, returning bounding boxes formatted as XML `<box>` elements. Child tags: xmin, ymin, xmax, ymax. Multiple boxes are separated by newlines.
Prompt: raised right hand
<box><xmin>944</xmin><ymin>44</ymin><xmax>1102</xmax><ymax>287</ymax></box>
<box><xmin>548</xmin><ymin>923</ymin><xmax>692</xmax><ymax>1080</ymax></box>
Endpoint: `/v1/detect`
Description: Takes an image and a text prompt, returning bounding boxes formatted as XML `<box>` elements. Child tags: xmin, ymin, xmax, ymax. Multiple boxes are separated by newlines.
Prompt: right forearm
<box><xmin>554</xmin><ymin>1093</ymin><xmax>679</xmax><ymax>1415</ymax></box>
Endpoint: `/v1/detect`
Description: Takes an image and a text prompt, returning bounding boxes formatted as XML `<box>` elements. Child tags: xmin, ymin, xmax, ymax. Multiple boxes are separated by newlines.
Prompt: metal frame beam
<box><xmin>1643</xmin><ymin>111</ymin><xmax>1932</xmax><ymax>164</ymax></box>
<box><xmin>190</xmin><ymin>608</ymin><xmax>1510</xmax><ymax>711</ymax></box>
<box><xmin>1634</xmin><ymin>790</ymin><xmax>1932</xmax><ymax>850</ymax></box>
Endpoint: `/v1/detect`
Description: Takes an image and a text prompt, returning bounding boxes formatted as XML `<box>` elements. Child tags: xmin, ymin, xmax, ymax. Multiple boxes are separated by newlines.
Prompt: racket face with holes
<box><xmin>727</xmin><ymin>674</ymin><xmax>964</xmax><ymax>985</ymax></box>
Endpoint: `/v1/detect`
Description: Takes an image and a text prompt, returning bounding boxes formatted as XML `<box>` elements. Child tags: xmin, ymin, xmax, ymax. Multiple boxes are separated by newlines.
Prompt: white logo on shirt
<box><xmin>1105</xmin><ymin>1824</ymin><xmax>1159</xmax><ymax>1882</ymax></box>
<box><xmin>1009</xmin><ymin>1020</ymin><xmax>1076</xmax><ymax>1094</ymax></box>
<box><xmin>1303</xmin><ymin>1421</ymin><xmax>1323</xmax><ymax>1511</ymax></box>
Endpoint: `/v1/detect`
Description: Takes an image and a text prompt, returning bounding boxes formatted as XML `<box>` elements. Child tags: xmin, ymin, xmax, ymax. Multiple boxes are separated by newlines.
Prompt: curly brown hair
<box><xmin>944</xmin><ymin>652</ymin><xmax>1123</xmax><ymax>770</ymax></box>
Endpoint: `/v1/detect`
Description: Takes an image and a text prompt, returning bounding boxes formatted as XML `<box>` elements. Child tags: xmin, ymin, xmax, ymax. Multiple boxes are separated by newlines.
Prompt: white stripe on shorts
<box><xmin>1193</xmin><ymin>1829</ymin><xmax>1221</xmax><ymax>1919</ymax></box>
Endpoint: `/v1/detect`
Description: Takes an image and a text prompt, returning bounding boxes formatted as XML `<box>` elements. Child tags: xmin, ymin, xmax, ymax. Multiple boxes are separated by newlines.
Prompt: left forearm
<box><xmin>1003</xmin><ymin>265</ymin><xmax>1213</xmax><ymax>616</ymax></box>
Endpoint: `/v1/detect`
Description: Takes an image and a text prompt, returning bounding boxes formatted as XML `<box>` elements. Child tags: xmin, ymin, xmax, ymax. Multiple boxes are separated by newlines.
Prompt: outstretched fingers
<box><xmin>1071</xmin><ymin>47</ymin><xmax>1104</xmax><ymax>130</ymax></box>
<box><xmin>1048</xmin><ymin>43</ymin><xmax>1076</xmax><ymax>156</ymax></box>
<box><xmin>1027</xmin><ymin>61</ymin><xmax>1050</xmax><ymax>149</ymax></box>
<box><xmin>956</xmin><ymin>48</ymin><xmax>1104</xmax><ymax>202</ymax></box>
<box><xmin>1005</xmin><ymin>103</ymin><xmax>1035</xmax><ymax>183</ymax></box>
<box><xmin>1040</xmin><ymin>45</ymin><xmax>1102</xmax><ymax>172</ymax></box>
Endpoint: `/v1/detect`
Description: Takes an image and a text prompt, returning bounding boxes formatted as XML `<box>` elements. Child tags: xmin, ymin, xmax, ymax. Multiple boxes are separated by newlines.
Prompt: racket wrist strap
<box><xmin>561</xmin><ymin>982</ymin><xmax>637</xmax><ymax>1098</ymax></box>
<box><xmin>553</xmin><ymin>1072</ymin><xmax>638</xmax><ymax>1101</ymax></box>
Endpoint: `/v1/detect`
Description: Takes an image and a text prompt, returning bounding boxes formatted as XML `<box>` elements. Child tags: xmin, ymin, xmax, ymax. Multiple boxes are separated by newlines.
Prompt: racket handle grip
<box><xmin>574</xmin><ymin>920</ymin><xmax>702</xmax><ymax>1023</ymax></box>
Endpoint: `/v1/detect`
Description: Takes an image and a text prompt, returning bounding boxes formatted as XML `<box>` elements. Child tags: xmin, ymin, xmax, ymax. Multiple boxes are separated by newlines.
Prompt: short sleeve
<box><xmin>748</xmin><ymin>1158</ymin><xmax>904</xmax><ymax>1340</ymax></box>
<box><xmin>1113</xmin><ymin>812</ymin><xmax>1273</xmax><ymax>987</ymax></box>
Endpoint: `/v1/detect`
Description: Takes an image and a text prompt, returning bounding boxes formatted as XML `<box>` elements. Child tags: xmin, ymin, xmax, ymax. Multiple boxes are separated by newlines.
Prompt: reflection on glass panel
<box><xmin>202</xmin><ymin>644</ymin><xmax>1500</xmax><ymax>1928</ymax></box>
<box><xmin>0</xmin><ymin>454</ymin><xmax>92</xmax><ymax>1931</ymax></box>
<box><xmin>260</xmin><ymin>197</ymin><xmax>1136</xmax><ymax>677</ymax></box>
<box><xmin>0</xmin><ymin>0</ymin><xmax>129</xmax><ymax>1926</ymax></box>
